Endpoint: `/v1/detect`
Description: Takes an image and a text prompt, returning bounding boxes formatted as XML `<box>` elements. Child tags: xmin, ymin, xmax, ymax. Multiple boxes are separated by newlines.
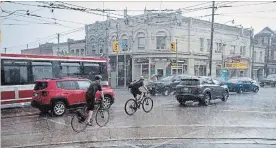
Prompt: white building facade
<box><xmin>86</xmin><ymin>11</ymin><xmax>252</xmax><ymax>87</ymax></box>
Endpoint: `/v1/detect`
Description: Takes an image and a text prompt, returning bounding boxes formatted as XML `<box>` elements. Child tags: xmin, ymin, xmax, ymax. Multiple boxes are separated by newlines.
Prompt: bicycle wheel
<box><xmin>142</xmin><ymin>97</ymin><xmax>153</xmax><ymax>113</ymax></box>
<box><xmin>124</xmin><ymin>99</ymin><xmax>138</xmax><ymax>115</ymax></box>
<box><xmin>95</xmin><ymin>107</ymin><xmax>110</xmax><ymax>127</ymax></box>
<box><xmin>71</xmin><ymin>109</ymin><xmax>88</xmax><ymax>133</ymax></box>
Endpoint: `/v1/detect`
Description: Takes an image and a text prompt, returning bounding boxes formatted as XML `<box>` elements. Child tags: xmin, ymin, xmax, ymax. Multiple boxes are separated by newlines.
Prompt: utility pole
<box><xmin>105</xmin><ymin>14</ymin><xmax>110</xmax><ymax>85</ymax></box>
<box><xmin>250</xmin><ymin>29</ymin><xmax>254</xmax><ymax>79</ymax></box>
<box><xmin>116</xmin><ymin>23</ymin><xmax>119</xmax><ymax>88</ymax></box>
<box><xmin>209</xmin><ymin>1</ymin><xmax>215</xmax><ymax>76</ymax></box>
<box><xmin>57</xmin><ymin>33</ymin><xmax>60</xmax><ymax>56</ymax></box>
<box><xmin>124</xmin><ymin>8</ymin><xmax>127</xmax><ymax>88</ymax></box>
<box><xmin>27</xmin><ymin>44</ymin><xmax>28</xmax><ymax>49</ymax></box>
<box><xmin>176</xmin><ymin>39</ymin><xmax>178</xmax><ymax>75</ymax></box>
<box><xmin>4</xmin><ymin>47</ymin><xmax>6</xmax><ymax>53</ymax></box>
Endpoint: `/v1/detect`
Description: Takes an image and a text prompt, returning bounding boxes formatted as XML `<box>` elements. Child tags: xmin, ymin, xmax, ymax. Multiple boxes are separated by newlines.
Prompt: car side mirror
<box><xmin>172</xmin><ymin>79</ymin><xmax>176</xmax><ymax>82</ymax></box>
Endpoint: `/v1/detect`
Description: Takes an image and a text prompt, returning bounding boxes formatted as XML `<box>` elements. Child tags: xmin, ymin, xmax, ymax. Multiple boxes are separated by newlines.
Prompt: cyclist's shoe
<box><xmin>87</xmin><ymin>121</ymin><xmax>93</xmax><ymax>126</ymax></box>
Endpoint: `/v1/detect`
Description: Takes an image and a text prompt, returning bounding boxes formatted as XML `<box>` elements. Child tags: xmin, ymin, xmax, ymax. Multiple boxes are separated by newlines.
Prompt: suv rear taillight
<box><xmin>41</xmin><ymin>91</ymin><xmax>48</xmax><ymax>97</ymax></box>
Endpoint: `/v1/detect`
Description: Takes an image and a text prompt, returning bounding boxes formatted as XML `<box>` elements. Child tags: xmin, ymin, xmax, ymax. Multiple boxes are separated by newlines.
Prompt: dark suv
<box><xmin>31</xmin><ymin>78</ymin><xmax>115</xmax><ymax>116</ymax></box>
<box><xmin>259</xmin><ymin>74</ymin><xmax>276</xmax><ymax>87</ymax></box>
<box><xmin>175</xmin><ymin>77</ymin><xmax>229</xmax><ymax>106</ymax></box>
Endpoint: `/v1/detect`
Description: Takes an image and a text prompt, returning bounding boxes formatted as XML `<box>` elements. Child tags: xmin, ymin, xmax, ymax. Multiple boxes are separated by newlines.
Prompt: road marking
<box><xmin>43</xmin><ymin>117</ymin><xmax>70</xmax><ymax>127</ymax></box>
<box><xmin>222</xmin><ymin>109</ymin><xmax>276</xmax><ymax>114</ymax></box>
<box><xmin>148</xmin><ymin>139</ymin><xmax>175</xmax><ymax>148</ymax></box>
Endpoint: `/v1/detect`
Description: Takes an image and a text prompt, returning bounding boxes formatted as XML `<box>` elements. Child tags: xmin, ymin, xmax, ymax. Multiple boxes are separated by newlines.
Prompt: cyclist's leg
<box><xmin>86</xmin><ymin>97</ymin><xmax>95</xmax><ymax>125</ymax></box>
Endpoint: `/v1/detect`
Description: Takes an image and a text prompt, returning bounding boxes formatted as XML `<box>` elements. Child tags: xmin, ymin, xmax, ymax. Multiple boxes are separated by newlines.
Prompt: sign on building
<box><xmin>224</xmin><ymin>62</ymin><xmax>248</xmax><ymax>69</ymax></box>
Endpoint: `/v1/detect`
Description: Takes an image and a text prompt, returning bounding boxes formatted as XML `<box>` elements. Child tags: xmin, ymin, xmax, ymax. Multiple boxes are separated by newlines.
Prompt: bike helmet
<box><xmin>140</xmin><ymin>76</ymin><xmax>144</xmax><ymax>80</ymax></box>
<box><xmin>95</xmin><ymin>75</ymin><xmax>102</xmax><ymax>80</ymax></box>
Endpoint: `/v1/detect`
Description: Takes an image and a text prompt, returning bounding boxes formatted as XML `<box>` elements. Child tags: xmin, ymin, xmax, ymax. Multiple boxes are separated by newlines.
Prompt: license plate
<box><xmin>184</xmin><ymin>88</ymin><xmax>188</xmax><ymax>91</ymax></box>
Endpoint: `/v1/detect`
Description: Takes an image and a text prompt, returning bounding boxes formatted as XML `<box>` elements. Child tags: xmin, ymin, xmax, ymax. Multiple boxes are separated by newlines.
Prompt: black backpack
<box><xmin>128</xmin><ymin>80</ymin><xmax>143</xmax><ymax>89</ymax></box>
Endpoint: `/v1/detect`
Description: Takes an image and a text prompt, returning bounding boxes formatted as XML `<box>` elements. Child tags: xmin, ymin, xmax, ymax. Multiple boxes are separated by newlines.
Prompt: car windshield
<box><xmin>160</xmin><ymin>76</ymin><xmax>174</xmax><ymax>81</ymax></box>
<box><xmin>180</xmin><ymin>79</ymin><xmax>200</xmax><ymax>85</ymax></box>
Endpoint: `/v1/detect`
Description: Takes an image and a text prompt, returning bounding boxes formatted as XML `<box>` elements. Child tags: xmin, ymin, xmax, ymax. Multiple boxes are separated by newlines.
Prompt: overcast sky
<box><xmin>1</xmin><ymin>1</ymin><xmax>276</xmax><ymax>53</ymax></box>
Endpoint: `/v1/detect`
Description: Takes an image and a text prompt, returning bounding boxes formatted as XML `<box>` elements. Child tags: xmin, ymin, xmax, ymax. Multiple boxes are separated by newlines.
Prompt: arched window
<box><xmin>137</xmin><ymin>32</ymin><xmax>145</xmax><ymax>50</ymax></box>
<box><xmin>121</xmin><ymin>35</ymin><xmax>128</xmax><ymax>51</ymax></box>
<box><xmin>98</xmin><ymin>38</ymin><xmax>104</xmax><ymax>54</ymax></box>
<box><xmin>88</xmin><ymin>37</ymin><xmax>96</xmax><ymax>56</ymax></box>
<box><xmin>76</xmin><ymin>49</ymin><xmax>80</xmax><ymax>56</ymax></box>
<box><xmin>81</xmin><ymin>49</ymin><xmax>84</xmax><ymax>56</ymax></box>
<box><xmin>156</xmin><ymin>31</ymin><xmax>167</xmax><ymax>50</ymax></box>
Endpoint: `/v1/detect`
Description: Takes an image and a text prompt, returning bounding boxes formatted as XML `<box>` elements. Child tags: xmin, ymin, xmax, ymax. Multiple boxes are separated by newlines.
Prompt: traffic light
<box><xmin>113</xmin><ymin>41</ymin><xmax>119</xmax><ymax>52</ymax></box>
<box><xmin>170</xmin><ymin>42</ymin><xmax>176</xmax><ymax>52</ymax></box>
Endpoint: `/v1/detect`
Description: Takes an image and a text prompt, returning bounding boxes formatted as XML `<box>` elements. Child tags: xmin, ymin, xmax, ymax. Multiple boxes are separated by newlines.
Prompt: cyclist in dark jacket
<box><xmin>85</xmin><ymin>75</ymin><xmax>104</xmax><ymax>126</ymax></box>
<box><xmin>129</xmin><ymin>76</ymin><xmax>149</xmax><ymax>101</ymax></box>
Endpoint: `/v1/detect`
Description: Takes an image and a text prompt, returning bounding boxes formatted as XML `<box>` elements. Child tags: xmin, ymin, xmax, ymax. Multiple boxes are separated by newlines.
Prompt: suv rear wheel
<box><xmin>221</xmin><ymin>91</ymin><xmax>229</xmax><ymax>102</ymax></box>
<box><xmin>52</xmin><ymin>101</ymin><xmax>66</xmax><ymax>116</ymax></box>
<box><xmin>200</xmin><ymin>93</ymin><xmax>210</xmax><ymax>106</ymax></box>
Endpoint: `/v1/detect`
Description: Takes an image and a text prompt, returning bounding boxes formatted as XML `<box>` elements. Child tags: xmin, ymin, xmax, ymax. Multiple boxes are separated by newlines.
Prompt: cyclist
<box><xmin>129</xmin><ymin>76</ymin><xmax>149</xmax><ymax>102</ymax></box>
<box><xmin>85</xmin><ymin>75</ymin><xmax>104</xmax><ymax>126</ymax></box>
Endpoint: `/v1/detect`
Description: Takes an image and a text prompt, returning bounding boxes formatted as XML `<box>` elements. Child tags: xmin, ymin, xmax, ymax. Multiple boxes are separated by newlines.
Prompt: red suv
<box><xmin>31</xmin><ymin>77</ymin><xmax>115</xmax><ymax>116</ymax></box>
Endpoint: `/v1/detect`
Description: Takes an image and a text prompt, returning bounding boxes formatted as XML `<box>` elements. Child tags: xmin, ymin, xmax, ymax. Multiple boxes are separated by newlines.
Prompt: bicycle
<box><xmin>124</xmin><ymin>91</ymin><xmax>154</xmax><ymax>115</ymax></box>
<box><xmin>71</xmin><ymin>98</ymin><xmax>110</xmax><ymax>133</ymax></box>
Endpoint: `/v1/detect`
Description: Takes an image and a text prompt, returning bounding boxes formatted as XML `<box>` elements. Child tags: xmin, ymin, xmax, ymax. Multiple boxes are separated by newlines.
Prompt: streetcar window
<box><xmin>1</xmin><ymin>60</ymin><xmax>30</xmax><ymax>85</ymax></box>
<box><xmin>60</xmin><ymin>62</ymin><xmax>81</xmax><ymax>77</ymax></box>
<box><xmin>31</xmin><ymin>62</ymin><xmax>53</xmax><ymax>81</ymax></box>
<box><xmin>34</xmin><ymin>82</ymin><xmax>48</xmax><ymax>90</ymax></box>
<box><xmin>83</xmin><ymin>62</ymin><xmax>100</xmax><ymax>80</ymax></box>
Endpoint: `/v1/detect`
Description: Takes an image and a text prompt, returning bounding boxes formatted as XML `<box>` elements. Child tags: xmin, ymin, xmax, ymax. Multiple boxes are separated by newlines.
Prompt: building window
<box><xmin>207</xmin><ymin>39</ymin><xmax>211</xmax><ymax>52</ymax></box>
<box><xmin>122</xmin><ymin>38</ymin><xmax>128</xmax><ymax>51</ymax></box>
<box><xmin>200</xmin><ymin>38</ymin><xmax>204</xmax><ymax>51</ymax></box>
<box><xmin>259</xmin><ymin>51</ymin><xmax>262</xmax><ymax>62</ymax></box>
<box><xmin>156</xmin><ymin>36</ymin><xmax>167</xmax><ymax>50</ymax></box>
<box><xmin>138</xmin><ymin>37</ymin><xmax>145</xmax><ymax>50</ymax></box>
<box><xmin>156</xmin><ymin>31</ymin><xmax>167</xmax><ymax>50</ymax></box>
<box><xmin>92</xmin><ymin>50</ymin><xmax>96</xmax><ymax>55</ymax></box>
<box><xmin>136</xmin><ymin>32</ymin><xmax>146</xmax><ymax>50</ymax></box>
<box><xmin>98</xmin><ymin>38</ymin><xmax>104</xmax><ymax>54</ymax></box>
<box><xmin>81</xmin><ymin>49</ymin><xmax>84</xmax><ymax>56</ymax></box>
<box><xmin>253</xmin><ymin>51</ymin><xmax>257</xmax><ymax>61</ymax></box>
<box><xmin>142</xmin><ymin>64</ymin><xmax>149</xmax><ymax>79</ymax></box>
<box><xmin>76</xmin><ymin>49</ymin><xmax>80</xmax><ymax>56</ymax></box>
<box><xmin>230</xmin><ymin>45</ymin><xmax>236</xmax><ymax>55</ymax></box>
<box><xmin>215</xmin><ymin>43</ymin><xmax>222</xmax><ymax>53</ymax></box>
<box><xmin>240</xmin><ymin>46</ymin><xmax>246</xmax><ymax>56</ymax></box>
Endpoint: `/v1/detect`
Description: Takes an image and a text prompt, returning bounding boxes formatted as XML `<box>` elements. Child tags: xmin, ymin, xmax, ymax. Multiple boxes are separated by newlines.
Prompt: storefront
<box><xmin>132</xmin><ymin>57</ymin><xmax>189</xmax><ymax>82</ymax></box>
<box><xmin>109</xmin><ymin>55</ymin><xmax>132</xmax><ymax>87</ymax></box>
<box><xmin>224</xmin><ymin>62</ymin><xmax>249</xmax><ymax>78</ymax></box>
<box><xmin>194</xmin><ymin>59</ymin><xmax>208</xmax><ymax>76</ymax></box>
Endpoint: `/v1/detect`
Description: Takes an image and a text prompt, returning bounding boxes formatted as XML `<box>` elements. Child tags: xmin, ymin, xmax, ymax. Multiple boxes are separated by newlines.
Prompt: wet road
<box><xmin>2</xmin><ymin>88</ymin><xmax>276</xmax><ymax>148</ymax></box>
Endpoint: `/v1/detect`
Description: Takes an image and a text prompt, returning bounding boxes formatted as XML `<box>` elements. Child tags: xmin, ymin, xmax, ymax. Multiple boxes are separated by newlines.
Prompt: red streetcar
<box><xmin>1</xmin><ymin>53</ymin><xmax>110</xmax><ymax>108</ymax></box>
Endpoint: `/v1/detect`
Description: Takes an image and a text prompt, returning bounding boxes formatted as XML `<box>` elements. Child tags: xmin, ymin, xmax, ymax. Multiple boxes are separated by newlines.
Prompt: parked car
<box><xmin>259</xmin><ymin>74</ymin><xmax>276</xmax><ymax>87</ymax></box>
<box><xmin>175</xmin><ymin>76</ymin><xmax>229</xmax><ymax>106</ymax></box>
<box><xmin>31</xmin><ymin>77</ymin><xmax>115</xmax><ymax>116</ymax></box>
<box><xmin>225</xmin><ymin>77</ymin><xmax>259</xmax><ymax>94</ymax></box>
<box><xmin>147</xmin><ymin>75</ymin><xmax>191</xmax><ymax>96</ymax></box>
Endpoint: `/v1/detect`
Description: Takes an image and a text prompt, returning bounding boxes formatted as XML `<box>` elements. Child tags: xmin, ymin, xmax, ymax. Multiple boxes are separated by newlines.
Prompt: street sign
<box><xmin>224</xmin><ymin>62</ymin><xmax>248</xmax><ymax>69</ymax></box>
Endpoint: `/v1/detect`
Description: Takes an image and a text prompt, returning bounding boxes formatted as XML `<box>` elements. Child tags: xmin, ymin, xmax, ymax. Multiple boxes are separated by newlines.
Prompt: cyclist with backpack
<box><xmin>128</xmin><ymin>76</ymin><xmax>149</xmax><ymax>102</ymax></box>
<box><xmin>85</xmin><ymin>75</ymin><xmax>104</xmax><ymax>126</ymax></box>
